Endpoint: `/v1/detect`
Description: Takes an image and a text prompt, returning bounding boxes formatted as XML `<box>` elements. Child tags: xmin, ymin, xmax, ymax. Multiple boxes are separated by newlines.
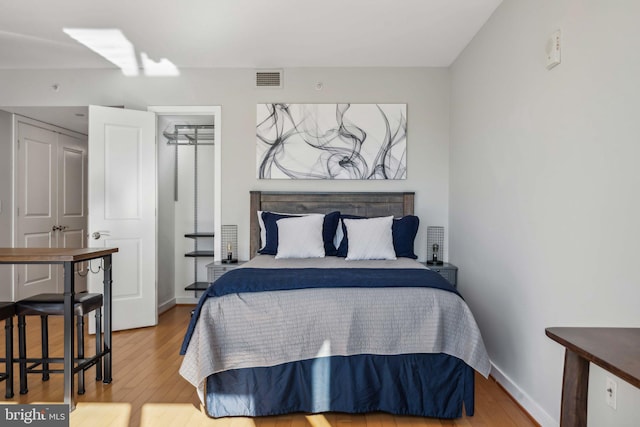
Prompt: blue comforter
<box><xmin>180</xmin><ymin>267</ymin><xmax>458</xmax><ymax>355</ymax></box>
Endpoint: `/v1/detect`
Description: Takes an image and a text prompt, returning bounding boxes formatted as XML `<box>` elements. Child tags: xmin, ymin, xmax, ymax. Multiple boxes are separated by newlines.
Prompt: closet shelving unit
<box><xmin>164</xmin><ymin>124</ymin><xmax>215</xmax><ymax>295</ymax></box>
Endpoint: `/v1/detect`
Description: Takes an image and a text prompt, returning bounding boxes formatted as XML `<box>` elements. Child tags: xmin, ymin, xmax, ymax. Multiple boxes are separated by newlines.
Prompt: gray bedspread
<box><xmin>179</xmin><ymin>256</ymin><xmax>491</xmax><ymax>401</ymax></box>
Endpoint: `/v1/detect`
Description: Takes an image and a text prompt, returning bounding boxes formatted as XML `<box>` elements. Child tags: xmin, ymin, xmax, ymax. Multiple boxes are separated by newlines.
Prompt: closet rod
<box><xmin>164</xmin><ymin>124</ymin><xmax>214</xmax><ymax>145</ymax></box>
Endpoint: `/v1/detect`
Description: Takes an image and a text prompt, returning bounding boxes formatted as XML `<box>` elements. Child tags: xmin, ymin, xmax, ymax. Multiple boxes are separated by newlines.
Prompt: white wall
<box><xmin>0</xmin><ymin>110</ymin><xmax>13</xmax><ymax>300</ymax></box>
<box><xmin>450</xmin><ymin>1</ymin><xmax>640</xmax><ymax>426</ymax></box>
<box><xmin>0</xmin><ymin>67</ymin><xmax>451</xmax><ymax>263</ymax></box>
<box><xmin>156</xmin><ymin>115</ymin><xmax>176</xmax><ymax>310</ymax></box>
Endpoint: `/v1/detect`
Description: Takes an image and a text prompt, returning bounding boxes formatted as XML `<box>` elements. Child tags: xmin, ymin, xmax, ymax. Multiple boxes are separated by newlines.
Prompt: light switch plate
<box><xmin>546</xmin><ymin>30</ymin><xmax>561</xmax><ymax>70</ymax></box>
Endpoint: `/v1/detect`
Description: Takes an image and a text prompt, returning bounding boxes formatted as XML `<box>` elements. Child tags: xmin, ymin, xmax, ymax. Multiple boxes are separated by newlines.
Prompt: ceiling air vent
<box><xmin>255</xmin><ymin>70</ymin><xmax>283</xmax><ymax>88</ymax></box>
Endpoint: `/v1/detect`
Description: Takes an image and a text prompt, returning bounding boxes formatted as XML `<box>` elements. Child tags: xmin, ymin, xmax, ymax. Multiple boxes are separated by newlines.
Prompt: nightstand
<box><xmin>207</xmin><ymin>260</ymin><xmax>247</xmax><ymax>282</ymax></box>
<box><xmin>423</xmin><ymin>262</ymin><xmax>458</xmax><ymax>288</ymax></box>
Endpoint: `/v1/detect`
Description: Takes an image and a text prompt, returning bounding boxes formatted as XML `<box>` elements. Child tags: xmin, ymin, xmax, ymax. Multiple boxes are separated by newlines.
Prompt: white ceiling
<box><xmin>3</xmin><ymin>106</ymin><xmax>89</xmax><ymax>134</ymax></box>
<box><xmin>0</xmin><ymin>0</ymin><xmax>502</xmax><ymax>70</ymax></box>
<box><xmin>0</xmin><ymin>0</ymin><xmax>502</xmax><ymax>134</ymax></box>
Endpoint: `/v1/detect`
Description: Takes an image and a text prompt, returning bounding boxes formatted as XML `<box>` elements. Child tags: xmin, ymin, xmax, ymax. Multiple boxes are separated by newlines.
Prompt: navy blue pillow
<box><xmin>321</xmin><ymin>211</ymin><xmax>341</xmax><ymax>255</ymax></box>
<box><xmin>392</xmin><ymin>215</ymin><xmax>419</xmax><ymax>259</ymax></box>
<box><xmin>337</xmin><ymin>214</ymin><xmax>419</xmax><ymax>259</ymax></box>
<box><xmin>258</xmin><ymin>211</ymin><xmax>341</xmax><ymax>256</ymax></box>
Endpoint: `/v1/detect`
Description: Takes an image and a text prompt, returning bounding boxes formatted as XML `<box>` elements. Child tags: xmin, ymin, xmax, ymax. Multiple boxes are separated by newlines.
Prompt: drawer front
<box><xmin>211</xmin><ymin>265</ymin><xmax>242</xmax><ymax>281</ymax></box>
<box><xmin>430</xmin><ymin>267</ymin><xmax>457</xmax><ymax>287</ymax></box>
<box><xmin>213</xmin><ymin>266</ymin><xmax>232</xmax><ymax>280</ymax></box>
<box><xmin>208</xmin><ymin>262</ymin><xmax>245</xmax><ymax>282</ymax></box>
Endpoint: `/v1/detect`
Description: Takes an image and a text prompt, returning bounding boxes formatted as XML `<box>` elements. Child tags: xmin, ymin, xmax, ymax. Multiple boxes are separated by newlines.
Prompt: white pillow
<box><xmin>275</xmin><ymin>215</ymin><xmax>326</xmax><ymax>259</ymax></box>
<box><xmin>258</xmin><ymin>210</ymin><xmax>322</xmax><ymax>249</ymax></box>
<box><xmin>343</xmin><ymin>216</ymin><xmax>396</xmax><ymax>260</ymax></box>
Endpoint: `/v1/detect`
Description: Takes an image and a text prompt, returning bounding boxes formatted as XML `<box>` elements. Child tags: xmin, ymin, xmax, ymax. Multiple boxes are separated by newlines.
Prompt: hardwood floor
<box><xmin>1</xmin><ymin>305</ymin><xmax>538</xmax><ymax>427</ymax></box>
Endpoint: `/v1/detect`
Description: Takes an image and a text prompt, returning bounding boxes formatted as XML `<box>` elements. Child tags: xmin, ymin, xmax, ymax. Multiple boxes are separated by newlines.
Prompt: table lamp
<box><xmin>426</xmin><ymin>226</ymin><xmax>444</xmax><ymax>266</ymax></box>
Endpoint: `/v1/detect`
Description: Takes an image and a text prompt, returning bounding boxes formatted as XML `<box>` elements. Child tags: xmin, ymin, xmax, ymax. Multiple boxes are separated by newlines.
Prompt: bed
<box><xmin>180</xmin><ymin>191</ymin><xmax>490</xmax><ymax>419</ymax></box>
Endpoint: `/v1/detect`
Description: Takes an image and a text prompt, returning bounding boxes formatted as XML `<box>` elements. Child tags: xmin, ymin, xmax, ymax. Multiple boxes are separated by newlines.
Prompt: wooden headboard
<box><xmin>249</xmin><ymin>191</ymin><xmax>415</xmax><ymax>258</ymax></box>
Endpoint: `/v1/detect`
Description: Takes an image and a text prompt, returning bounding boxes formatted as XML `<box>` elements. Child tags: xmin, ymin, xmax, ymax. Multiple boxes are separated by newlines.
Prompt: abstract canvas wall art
<box><xmin>256</xmin><ymin>103</ymin><xmax>407</xmax><ymax>179</ymax></box>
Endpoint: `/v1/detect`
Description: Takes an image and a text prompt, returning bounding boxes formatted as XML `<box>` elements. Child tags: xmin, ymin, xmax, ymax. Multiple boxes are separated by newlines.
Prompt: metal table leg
<box><xmin>103</xmin><ymin>255</ymin><xmax>113</xmax><ymax>383</ymax></box>
<box><xmin>63</xmin><ymin>261</ymin><xmax>76</xmax><ymax>410</ymax></box>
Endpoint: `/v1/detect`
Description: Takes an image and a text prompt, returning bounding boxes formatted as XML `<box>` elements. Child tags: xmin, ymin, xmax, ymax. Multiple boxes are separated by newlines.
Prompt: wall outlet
<box><xmin>606</xmin><ymin>377</ymin><xmax>617</xmax><ymax>409</ymax></box>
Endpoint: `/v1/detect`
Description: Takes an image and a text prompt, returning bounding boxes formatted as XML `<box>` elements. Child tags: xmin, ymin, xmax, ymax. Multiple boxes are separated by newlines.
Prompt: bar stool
<box><xmin>0</xmin><ymin>302</ymin><xmax>15</xmax><ymax>398</ymax></box>
<box><xmin>16</xmin><ymin>293</ymin><xmax>103</xmax><ymax>395</ymax></box>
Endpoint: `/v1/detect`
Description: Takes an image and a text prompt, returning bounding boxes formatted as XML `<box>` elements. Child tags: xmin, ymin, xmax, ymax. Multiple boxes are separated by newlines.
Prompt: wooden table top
<box><xmin>546</xmin><ymin>327</ymin><xmax>640</xmax><ymax>388</ymax></box>
<box><xmin>0</xmin><ymin>247</ymin><xmax>119</xmax><ymax>263</ymax></box>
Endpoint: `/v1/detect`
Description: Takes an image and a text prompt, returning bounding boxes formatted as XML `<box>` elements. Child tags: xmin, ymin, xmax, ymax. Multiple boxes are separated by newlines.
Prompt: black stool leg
<box><xmin>40</xmin><ymin>315</ymin><xmax>49</xmax><ymax>381</ymax></box>
<box><xmin>95</xmin><ymin>308</ymin><xmax>102</xmax><ymax>381</ymax></box>
<box><xmin>77</xmin><ymin>315</ymin><xmax>85</xmax><ymax>395</ymax></box>
<box><xmin>18</xmin><ymin>315</ymin><xmax>27</xmax><ymax>394</ymax></box>
<box><xmin>4</xmin><ymin>317</ymin><xmax>13</xmax><ymax>398</ymax></box>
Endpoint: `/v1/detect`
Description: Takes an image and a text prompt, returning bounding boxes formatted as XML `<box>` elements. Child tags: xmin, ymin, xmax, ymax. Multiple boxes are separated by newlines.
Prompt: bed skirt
<box><xmin>205</xmin><ymin>353</ymin><xmax>475</xmax><ymax>418</ymax></box>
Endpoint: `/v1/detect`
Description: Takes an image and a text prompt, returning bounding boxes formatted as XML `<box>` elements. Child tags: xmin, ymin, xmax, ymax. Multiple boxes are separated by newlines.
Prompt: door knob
<box><xmin>92</xmin><ymin>230</ymin><xmax>111</xmax><ymax>240</ymax></box>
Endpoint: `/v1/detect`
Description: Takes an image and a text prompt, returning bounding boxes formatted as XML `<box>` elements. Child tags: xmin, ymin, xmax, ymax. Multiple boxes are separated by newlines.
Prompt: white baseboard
<box><xmin>158</xmin><ymin>298</ymin><xmax>176</xmax><ymax>315</ymax></box>
<box><xmin>176</xmin><ymin>297</ymin><xmax>199</xmax><ymax>305</ymax></box>
<box><xmin>490</xmin><ymin>363</ymin><xmax>557</xmax><ymax>427</ymax></box>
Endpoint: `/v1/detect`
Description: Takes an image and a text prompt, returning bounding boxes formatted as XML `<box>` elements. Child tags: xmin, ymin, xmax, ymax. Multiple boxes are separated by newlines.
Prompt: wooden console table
<box><xmin>0</xmin><ymin>247</ymin><xmax>118</xmax><ymax>410</ymax></box>
<box><xmin>546</xmin><ymin>327</ymin><xmax>640</xmax><ymax>427</ymax></box>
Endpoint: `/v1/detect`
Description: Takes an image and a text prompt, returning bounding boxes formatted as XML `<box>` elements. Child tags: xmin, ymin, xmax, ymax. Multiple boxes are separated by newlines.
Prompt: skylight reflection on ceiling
<box><xmin>63</xmin><ymin>28</ymin><xmax>179</xmax><ymax>76</ymax></box>
<box><xmin>140</xmin><ymin>52</ymin><xmax>179</xmax><ymax>76</ymax></box>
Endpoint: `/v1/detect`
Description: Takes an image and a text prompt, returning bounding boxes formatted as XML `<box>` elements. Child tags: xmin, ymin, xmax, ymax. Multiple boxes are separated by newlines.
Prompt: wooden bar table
<box><xmin>0</xmin><ymin>247</ymin><xmax>118</xmax><ymax>410</ymax></box>
<box><xmin>546</xmin><ymin>327</ymin><xmax>640</xmax><ymax>427</ymax></box>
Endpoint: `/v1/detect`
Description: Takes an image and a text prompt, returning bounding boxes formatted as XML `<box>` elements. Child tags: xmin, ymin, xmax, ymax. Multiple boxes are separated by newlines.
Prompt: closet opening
<box><xmin>151</xmin><ymin>106</ymin><xmax>221</xmax><ymax>309</ymax></box>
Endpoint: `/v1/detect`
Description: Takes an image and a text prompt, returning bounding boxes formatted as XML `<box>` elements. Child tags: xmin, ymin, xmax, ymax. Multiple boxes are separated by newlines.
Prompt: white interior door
<box><xmin>15</xmin><ymin>120</ymin><xmax>59</xmax><ymax>298</ymax></box>
<box><xmin>57</xmin><ymin>132</ymin><xmax>88</xmax><ymax>292</ymax></box>
<box><xmin>88</xmin><ymin>105</ymin><xmax>157</xmax><ymax>331</ymax></box>
<box><xmin>15</xmin><ymin>119</ymin><xmax>89</xmax><ymax>299</ymax></box>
